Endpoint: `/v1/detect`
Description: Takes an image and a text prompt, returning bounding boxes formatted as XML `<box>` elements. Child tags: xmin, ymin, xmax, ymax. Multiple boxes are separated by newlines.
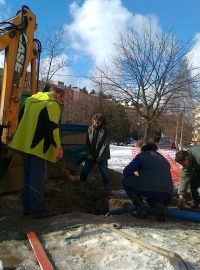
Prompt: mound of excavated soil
<box><xmin>0</xmin><ymin>161</ymin><xmax>130</xmax><ymax>238</ymax></box>
<box><xmin>45</xmin><ymin>161</ymin><xmax>126</xmax><ymax>215</ymax></box>
<box><xmin>1</xmin><ymin>162</ymin><xmax>200</xmax><ymax>270</ymax></box>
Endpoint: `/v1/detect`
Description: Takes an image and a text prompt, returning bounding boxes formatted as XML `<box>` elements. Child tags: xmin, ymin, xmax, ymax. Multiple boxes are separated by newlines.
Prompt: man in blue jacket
<box><xmin>123</xmin><ymin>143</ymin><xmax>173</xmax><ymax>221</ymax></box>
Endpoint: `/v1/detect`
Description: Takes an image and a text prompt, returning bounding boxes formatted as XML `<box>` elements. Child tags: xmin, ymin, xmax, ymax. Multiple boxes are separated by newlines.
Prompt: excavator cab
<box><xmin>0</xmin><ymin>6</ymin><xmax>41</xmax><ymax>192</ymax></box>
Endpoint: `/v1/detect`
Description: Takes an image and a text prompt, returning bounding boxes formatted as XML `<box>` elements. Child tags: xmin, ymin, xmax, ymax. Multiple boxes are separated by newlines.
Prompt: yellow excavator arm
<box><xmin>0</xmin><ymin>5</ymin><xmax>41</xmax><ymax>192</ymax></box>
<box><xmin>0</xmin><ymin>5</ymin><xmax>41</xmax><ymax>143</ymax></box>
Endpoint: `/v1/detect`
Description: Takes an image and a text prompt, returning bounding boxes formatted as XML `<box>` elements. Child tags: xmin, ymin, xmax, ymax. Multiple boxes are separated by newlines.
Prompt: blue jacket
<box><xmin>123</xmin><ymin>150</ymin><xmax>173</xmax><ymax>194</ymax></box>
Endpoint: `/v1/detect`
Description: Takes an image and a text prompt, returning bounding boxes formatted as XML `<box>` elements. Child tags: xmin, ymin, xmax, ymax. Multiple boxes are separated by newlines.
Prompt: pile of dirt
<box><xmin>1</xmin><ymin>162</ymin><xmax>200</xmax><ymax>270</ymax></box>
<box><xmin>45</xmin><ymin>161</ymin><xmax>127</xmax><ymax>215</ymax></box>
<box><xmin>1</xmin><ymin>161</ymin><xmax>194</xmax><ymax>238</ymax></box>
<box><xmin>0</xmin><ymin>162</ymin><xmax>130</xmax><ymax>238</ymax></box>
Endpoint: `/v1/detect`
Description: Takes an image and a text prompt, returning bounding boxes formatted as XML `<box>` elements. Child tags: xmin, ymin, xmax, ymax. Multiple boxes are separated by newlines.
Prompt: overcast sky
<box><xmin>0</xmin><ymin>0</ymin><xmax>200</xmax><ymax>90</ymax></box>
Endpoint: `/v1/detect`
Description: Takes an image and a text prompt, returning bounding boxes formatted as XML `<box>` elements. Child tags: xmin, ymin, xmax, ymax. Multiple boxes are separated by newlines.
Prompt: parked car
<box><xmin>125</xmin><ymin>138</ymin><xmax>135</xmax><ymax>146</ymax></box>
<box><xmin>158</xmin><ymin>137</ymin><xmax>176</xmax><ymax>149</ymax></box>
<box><xmin>170</xmin><ymin>143</ymin><xmax>177</xmax><ymax>149</ymax></box>
<box><xmin>116</xmin><ymin>138</ymin><xmax>135</xmax><ymax>147</ymax></box>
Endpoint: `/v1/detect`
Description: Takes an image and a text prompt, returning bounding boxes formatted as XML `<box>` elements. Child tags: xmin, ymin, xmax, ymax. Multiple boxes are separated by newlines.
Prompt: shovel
<box><xmin>103</xmin><ymin>224</ymin><xmax>196</xmax><ymax>270</ymax></box>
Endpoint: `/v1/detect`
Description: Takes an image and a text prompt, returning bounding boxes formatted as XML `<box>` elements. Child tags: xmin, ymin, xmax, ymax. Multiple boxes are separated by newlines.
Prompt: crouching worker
<box><xmin>122</xmin><ymin>143</ymin><xmax>173</xmax><ymax>221</ymax></box>
<box><xmin>79</xmin><ymin>113</ymin><xmax>110</xmax><ymax>191</ymax></box>
<box><xmin>175</xmin><ymin>148</ymin><xmax>200</xmax><ymax>209</ymax></box>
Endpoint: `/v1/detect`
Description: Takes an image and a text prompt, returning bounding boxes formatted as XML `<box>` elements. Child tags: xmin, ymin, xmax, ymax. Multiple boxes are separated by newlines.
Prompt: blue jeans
<box><xmin>81</xmin><ymin>159</ymin><xmax>109</xmax><ymax>185</ymax></box>
<box><xmin>21</xmin><ymin>153</ymin><xmax>51</xmax><ymax>214</ymax></box>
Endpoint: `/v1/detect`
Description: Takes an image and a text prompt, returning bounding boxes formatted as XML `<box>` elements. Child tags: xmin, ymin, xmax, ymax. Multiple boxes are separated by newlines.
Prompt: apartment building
<box><xmin>0</xmin><ymin>68</ymin><xmax>131</xmax><ymax>125</ymax></box>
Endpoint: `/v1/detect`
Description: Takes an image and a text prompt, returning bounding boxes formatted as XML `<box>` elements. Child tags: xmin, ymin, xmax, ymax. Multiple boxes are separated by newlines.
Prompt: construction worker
<box><xmin>79</xmin><ymin>113</ymin><xmax>110</xmax><ymax>191</ymax></box>
<box><xmin>10</xmin><ymin>85</ymin><xmax>66</xmax><ymax>218</ymax></box>
<box><xmin>123</xmin><ymin>143</ymin><xmax>173</xmax><ymax>221</ymax></box>
<box><xmin>175</xmin><ymin>147</ymin><xmax>200</xmax><ymax>209</ymax></box>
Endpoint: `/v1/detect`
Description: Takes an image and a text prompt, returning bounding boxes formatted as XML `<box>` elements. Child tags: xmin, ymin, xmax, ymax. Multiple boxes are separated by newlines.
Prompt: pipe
<box><xmin>106</xmin><ymin>204</ymin><xmax>200</xmax><ymax>222</ymax></box>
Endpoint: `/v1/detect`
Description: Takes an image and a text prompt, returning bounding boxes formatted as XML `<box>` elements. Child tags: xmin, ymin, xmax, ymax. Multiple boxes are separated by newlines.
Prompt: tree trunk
<box><xmin>179</xmin><ymin>115</ymin><xmax>184</xmax><ymax>150</ymax></box>
<box><xmin>175</xmin><ymin>114</ymin><xmax>179</xmax><ymax>148</ymax></box>
<box><xmin>143</xmin><ymin>121</ymin><xmax>152</xmax><ymax>143</ymax></box>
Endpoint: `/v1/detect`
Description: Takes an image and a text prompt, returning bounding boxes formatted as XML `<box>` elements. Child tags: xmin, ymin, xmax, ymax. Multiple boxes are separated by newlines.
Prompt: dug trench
<box><xmin>0</xmin><ymin>161</ymin><xmax>130</xmax><ymax>237</ymax></box>
<box><xmin>0</xmin><ymin>162</ymin><xmax>200</xmax><ymax>270</ymax></box>
<box><xmin>0</xmin><ymin>159</ymin><xmax>199</xmax><ymax>235</ymax></box>
<box><xmin>0</xmin><ymin>160</ymin><xmax>197</xmax><ymax>237</ymax></box>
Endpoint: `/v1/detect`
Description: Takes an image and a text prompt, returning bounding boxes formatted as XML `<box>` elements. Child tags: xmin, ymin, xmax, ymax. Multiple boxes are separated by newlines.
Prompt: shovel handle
<box><xmin>103</xmin><ymin>224</ymin><xmax>189</xmax><ymax>269</ymax></box>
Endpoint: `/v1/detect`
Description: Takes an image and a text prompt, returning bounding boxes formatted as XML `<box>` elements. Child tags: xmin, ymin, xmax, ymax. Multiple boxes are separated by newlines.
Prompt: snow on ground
<box><xmin>108</xmin><ymin>145</ymin><xmax>133</xmax><ymax>173</ymax></box>
<box><xmin>0</xmin><ymin>145</ymin><xmax>199</xmax><ymax>270</ymax></box>
<box><xmin>43</xmin><ymin>225</ymin><xmax>175</xmax><ymax>270</ymax></box>
<box><xmin>0</xmin><ymin>221</ymin><xmax>199</xmax><ymax>270</ymax></box>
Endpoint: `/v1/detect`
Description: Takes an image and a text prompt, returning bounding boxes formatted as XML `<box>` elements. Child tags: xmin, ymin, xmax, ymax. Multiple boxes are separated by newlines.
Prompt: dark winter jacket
<box><xmin>178</xmin><ymin>145</ymin><xmax>200</xmax><ymax>195</ymax></box>
<box><xmin>86</xmin><ymin>125</ymin><xmax>110</xmax><ymax>160</ymax></box>
<box><xmin>123</xmin><ymin>150</ymin><xmax>173</xmax><ymax>194</ymax></box>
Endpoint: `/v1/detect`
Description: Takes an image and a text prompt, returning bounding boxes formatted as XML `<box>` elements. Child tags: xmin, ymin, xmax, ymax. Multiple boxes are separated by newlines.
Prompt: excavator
<box><xmin>0</xmin><ymin>5</ymin><xmax>88</xmax><ymax>193</ymax></box>
<box><xmin>0</xmin><ymin>5</ymin><xmax>41</xmax><ymax>193</ymax></box>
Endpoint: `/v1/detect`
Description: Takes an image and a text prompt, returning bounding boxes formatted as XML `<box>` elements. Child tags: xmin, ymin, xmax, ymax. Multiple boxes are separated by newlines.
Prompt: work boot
<box><xmin>130</xmin><ymin>193</ymin><xmax>147</xmax><ymax>219</ymax></box>
<box><xmin>134</xmin><ymin>205</ymin><xmax>147</xmax><ymax>219</ymax></box>
<box><xmin>155</xmin><ymin>202</ymin><xmax>165</xmax><ymax>222</ymax></box>
<box><xmin>190</xmin><ymin>200</ymin><xmax>199</xmax><ymax>209</ymax></box>
<box><xmin>146</xmin><ymin>199</ymin><xmax>156</xmax><ymax>208</ymax></box>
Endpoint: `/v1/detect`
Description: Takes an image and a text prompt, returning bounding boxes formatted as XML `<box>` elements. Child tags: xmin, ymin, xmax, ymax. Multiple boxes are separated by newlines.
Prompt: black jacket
<box><xmin>86</xmin><ymin>125</ymin><xmax>110</xmax><ymax>160</ymax></box>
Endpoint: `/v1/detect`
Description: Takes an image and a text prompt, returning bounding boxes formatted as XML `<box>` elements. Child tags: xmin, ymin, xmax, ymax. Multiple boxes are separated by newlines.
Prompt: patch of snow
<box><xmin>0</xmin><ymin>260</ymin><xmax>3</xmax><ymax>270</ymax></box>
<box><xmin>108</xmin><ymin>145</ymin><xmax>133</xmax><ymax>173</ymax></box>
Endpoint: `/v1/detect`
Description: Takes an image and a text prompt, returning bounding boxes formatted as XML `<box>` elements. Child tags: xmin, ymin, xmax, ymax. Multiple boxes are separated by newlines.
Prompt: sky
<box><xmin>0</xmin><ymin>0</ymin><xmax>200</xmax><ymax>90</ymax></box>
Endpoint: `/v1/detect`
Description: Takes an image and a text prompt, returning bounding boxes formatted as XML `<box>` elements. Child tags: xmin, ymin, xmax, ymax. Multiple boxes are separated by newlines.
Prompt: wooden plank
<box><xmin>103</xmin><ymin>224</ymin><xmax>192</xmax><ymax>270</ymax></box>
<box><xmin>27</xmin><ymin>231</ymin><xmax>54</xmax><ymax>270</ymax></box>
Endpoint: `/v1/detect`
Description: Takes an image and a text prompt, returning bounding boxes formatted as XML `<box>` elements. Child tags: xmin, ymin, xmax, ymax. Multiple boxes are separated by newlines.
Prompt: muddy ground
<box><xmin>0</xmin><ymin>162</ymin><xmax>128</xmax><ymax>235</ymax></box>
<box><xmin>0</xmin><ymin>162</ymin><xmax>200</xmax><ymax>269</ymax></box>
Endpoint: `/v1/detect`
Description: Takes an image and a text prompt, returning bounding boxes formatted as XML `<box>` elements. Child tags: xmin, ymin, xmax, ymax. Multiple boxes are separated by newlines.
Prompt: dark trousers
<box><xmin>21</xmin><ymin>153</ymin><xmax>51</xmax><ymax>214</ymax></box>
<box><xmin>81</xmin><ymin>159</ymin><xmax>109</xmax><ymax>185</ymax></box>
<box><xmin>190</xmin><ymin>171</ymin><xmax>200</xmax><ymax>203</ymax></box>
<box><xmin>122</xmin><ymin>177</ymin><xmax>171</xmax><ymax>204</ymax></box>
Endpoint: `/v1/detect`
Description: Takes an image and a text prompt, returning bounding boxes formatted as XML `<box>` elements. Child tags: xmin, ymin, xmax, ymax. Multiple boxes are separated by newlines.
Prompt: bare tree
<box><xmin>92</xmin><ymin>21</ymin><xmax>200</xmax><ymax>142</ymax></box>
<box><xmin>40</xmin><ymin>29</ymin><xmax>70</xmax><ymax>83</ymax></box>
